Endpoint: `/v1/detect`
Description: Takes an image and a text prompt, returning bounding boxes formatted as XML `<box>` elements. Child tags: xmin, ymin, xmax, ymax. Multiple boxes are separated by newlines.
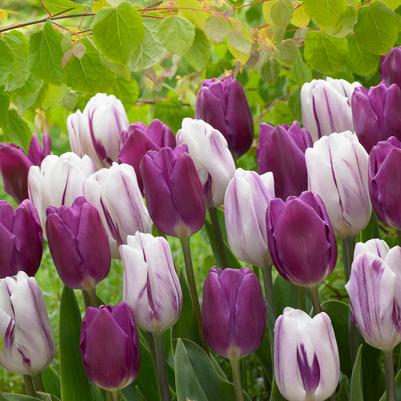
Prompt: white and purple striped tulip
<box><xmin>177</xmin><ymin>118</ymin><xmax>236</xmax><ymax>207</ymax></box>
<box><xmin>28</xmin><ymin>152</ymin><xmax>95</xmax><ymax>229</ymax></box>
<box><xmin>224</xmin><ymin>168</ymin><xmax>275</xmax><ymax>268</ymax></box>
<box><xmin>0</xmin><ymin>272</ymin><xmax>54</xmax><ymax>375</ymax></box>
<box><xmin>121</xmin><ymin>232</ymin><xmax>182</xmax><ymax>334</ymax></box>
<box><xmin>305</xmin><ymin>131</ymin><xmax>371</xmax><ymax>238</ymax></box>
<box><xmin>68</xmin><ymin>93</ymin><xmax>129</xmax><ymax>169</ymax></box>
<box><xmin>301</xmin><ymin>78</ymin><xmax>360</xmax><ymax>142</ymax></box>
<box><xmin>346</xmin><ymin>239</ymin><xmax>401</xmax><ymax>351</ymax></box>
<box><xmin>274</xmin><ymin>308</ymin><xmax>340</xmax><ymax>401</ymax></box>
<box><xmin>84</xmin><ymin>163</ymin><xmax>152</xmax><ymax>257</ymax></box>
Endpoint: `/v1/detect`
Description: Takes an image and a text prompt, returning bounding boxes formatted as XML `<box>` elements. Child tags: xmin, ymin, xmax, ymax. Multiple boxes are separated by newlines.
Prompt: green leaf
<box><xmin>92</xmin><ymin>1</ymin><xmax>144</xmax><ymax>64</ymax></box>
<box><xmin>41</xmin><ymin>366</ymin><xmax>61</xmax><ymax>399</ymax></box>
<box><xmin>304</xmin><ymin>30</ymin><xmax>348</xmax><ymax>75</ymax></box>
<box><xmin>379</xmin><ymin>368</ymin><xmax>401</xmax><ymax>401</ymax></box>
<box><xmin>177</xmin><ymin>0</ymin><xmax>208</xmax><ymax>30</ymax></box>
<box><xmin>174</xmin><ymin>339</ymin><xmax>251</xmax><ymax>401</ymax></box>
<box><xmin>289</xmin><ymin>53</ymin><xmax>313</xmax><ymax>85</ymax></box>
<box><xmin>346</xmin><ymin>35</ymin><xmax>379</xmax><ymax>76</ymax></box>
<box><xmin>112</xmin><ymin>77</ymin><xmax>139</xmax><ymax>107</ymax></box>
<box><xmin>276</xmin><ymin>39</ymin><xmax>299</xmax><ymax>66</ymax></box>
<box><xmin>130</xmin><ymin>20</ymin><xmax>165</xmax><ymax>71</ymax></box>
<box><xmin>59</xmin><ymin>286</ymin><xmax>93</xmax><ymax>401</ymax></box>
<box><xmin>273</xmin><ymin>275</ymin><xmax>299</xmax><ymax>315</ymax></box>
<box><xmin>263</xmin><ymin>0</ymin><xmax>293</xmax><ymax>40</ymax></box>
<box><xmin>354</xmin><ymin>2</ymin><xmax>399</xmax><ymax>55</ymax></box>
<box><xmin>64</xmin><ymin>39</ymin><xmax>115</xmax><ymax>93</ymax></box>
<box><xmin>1</xmin><ymin>110</ymin><xmax>31</xmax><ymax>149</ymax></box>
<box><xmin>362</xmin><ymin>344</ymin><xmax>385</xmax><ymax>401</ymax></box>
<box><xmin>269</xmin><ymin>379</ymin><xmax>286</xmax><ymax>401</ymax></box>
<box><xmin>227</xmin><ymin>29</ymin><xmax>252</xmax><ymax>64</ymax></box>
<box><xmin>0</xmin><ymin>396</ymin><xmax>41</xmax><ymax>401</ymax></box>
<box><xmin>303</xmin><ymin>0</ymin><xmax>347</xmax><ymax>28</ymax></box>
<box><xmin>204</xmin><ymin>15</ymin><xmax>230</xmax><ymax>43</ymax></box>
<box><xmin>350</xmin><ymin>344</ymin><xmax>363</xmax><ymax>401</ymax></box>
<box><xmin>42</xmin><ymin>0</ymin><xmax>85</xmax><ymax>14</ymax></box>
<box><xmin>184</xmin><ymin>29</ymin><xmax>211</xmax><ymax>70</ymax></box>
<box><xmin>337</xmin><ymin>374</ymin><xmax>351</xmax><ymax>401</ymax></box>
<box><xmin>327</xmin><ymin>5</ymin><xmax>357</xmax><ymax>37</ymax></box>
<box><xmin>158</xmin><ymin>16</ymin><xmax>195</xmax><ymax>56</ymax></box>
<box><xmin>381</xmin><ymin>0</ymin><xmax>401</xmax><ymax>9</ymax></box>
<box><xmin>10</xmin><ymin>77</ymin><xmax>43</xmax><ymax>112</ymax></box>
<box><xmin>0</xmin><ymin>39</ymin><xmax>14</xmax><ymax>87</ymax></box>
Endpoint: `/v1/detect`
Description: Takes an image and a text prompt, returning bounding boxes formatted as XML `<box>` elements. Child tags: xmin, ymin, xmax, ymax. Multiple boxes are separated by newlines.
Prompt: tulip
<box><xmin>301</xmin><ymin>78</ymin><xmax>360</xmax><ymax>142</ymax></box>
<box><xmin>121</xmin><ymin>232</ymin><xmax>182</xmax><ymax>333</ymax></box>
<box><xmin>274</xmin><ymin>308</ymin><xmax>340</xmax><ymax>401</ymax></box>
<box><xmin>46</xmin><ymin>196</ymin><xmax>111</xmax><ymax>289</ymax></box>
<box><xmin>140</xmin><ymin>145</ymin><xmax>205</xmax><ymax>238</ymax></box>
<box><xmin>0</xmin><ymin>271</ymin><xmax>54</xmax><ymax>375</ymax></box>
<box><xmin>305</xmin><ymin>131</ymin><xmax>371</xmax><ymax>238</ymax></box>
<box><xmin>345</xmin><ymin>241</ymin><xmax>401</xmax><ymax>351</ymax></box>
<box><xmin>119</xmin><ymin>120</ymin><xmax>176</xmax><ymax>191</ymax></box>
<box><xmin>0</xmin><ymin>134</ymin><xmax>51</xmax><ymax>203</ymax></box>
<box><xmin>196</xmin><ymin>76</ymin><xmax>253</xmax><ymax>157</ymax></box>
<box><xmin>80</xmin><ymin>303</ymin><xmax>140</xmax><ymax>390</ymax></box>
<box><xmin>84</xmin><ymin>163</ymin><xmax>152</xmax><ymax>256</ymax></box>
<box><xmin>0</xmin><ymin>199</ymin><xmax>43</xmax><ymax>278</ymax></box>
<box><xmin>369</xmin><ymin>137</ymin><xmax>401</xmax><ymax>230</ymax></box>
<box><xmin>266</xmin><ymin>191</ymin><xmax>337</xmax><ymax>287</ymax></box>
<box><xmin>257</xmin><ymin>122</ymin><xmax>312</xmax><ymax>199</ymax></box>
<box><xmin>177</xmin><ymin>118</ymin><xmax>236</xmax><ymax>208</ymax></box>
<box><xmin>381</xmin><ymin>46</ymin><xmax>401</xmax><ymax>89</ymax></box>
<box><xmin>224</xmin><ymin>168</ymin><xmax>275</xmax><ymax>268</ymax></box>
<box><xmin>351</xmin><ymin>83</ymin><xmax>401</xmax><ymax>152</ymax></box>
<box><xmin>28</xmin><ymin>152</ymin><xmax>95</xmax><ymax>229</ymax></box>
<box><xmin>202</xmin><ymin>267</ymin><xmax>266</xmax><ymax>360</ymax></box>
<box><xmin>68</xmin><ymin>93</ymin><xmax>129</xmax><ymax>169</ymax></box>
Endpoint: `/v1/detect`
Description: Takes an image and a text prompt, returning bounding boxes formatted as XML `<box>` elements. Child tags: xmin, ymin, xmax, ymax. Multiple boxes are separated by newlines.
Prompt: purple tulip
<box><xmin>202</xmin><ymin>267</ymin><xmax>266</xmax><ymax>359</ymax></box>
<box><xmin>46</xmin><ymin>196</ymin><xmax>111</xmax><ymax>289</ymax></box>
<box><xmin>381</xmin><ymin>46</ymin><xmax>401</xmax><ymax>89</ymax></box>
<box><xmin>369</xmin><ymin>136</ymin><xmax>401</xmax><ymax>229</ymax></box>
<box><xmin>351</xmin><ymin>83</ymin><xmax>401</xmax><ymax>152</ymax></box>
<box><xmin>119</xmin><ymin>120</ymin><xmax>176</xmax><ymax>191</ymax></box>
<box><xmin>257</xmin><ymin>122</ymin><xmax>312</xmax><ymax>199</ymax></box>
<box><xmin>0</xmin><ymin>199</ymin><xmax>43</xmax><ymax>278</ymax></box>
<box><xmin>0</xmin><ymin>134</ymin><xmax>51</xmax><ymax>203</ymax></box>
<box><xmin>266</xmin><ymin>191</ymin><xmax>337</xmax><ymax>287</ymax></box>
<box><xmin>140</xmin><ymin>145</ymin><xmax>206</xmax><ymax>238</ymax></box>
<box><xmin>80</xmin><ymin>303</ymin><xmax>140</xmax><ymax>390</ymax></box>
<box><xmin>196</xmin><ymin>76</ymin><xmax>254</xmax><ymax>157</ymax></box>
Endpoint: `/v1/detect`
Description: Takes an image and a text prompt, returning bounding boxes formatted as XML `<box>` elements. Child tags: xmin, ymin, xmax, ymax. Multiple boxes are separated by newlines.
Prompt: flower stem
<box><xmin>342</xmin><ymin>236</ymin><xmax>355</xmax><ymax>281</ymax></box>
<box><xmin>208</xmin><ymin>207</ymin><xmax>229</xmax><ymax>268</ymax></box>
<box><xmin>230</xmin><ymin>358</ymin><xmax>245</xmax><ymax>401</ymax></box>
<box><xmin>180</xmin><ymin>237</ymin><xmax>207</xmax><ymax>351</ymax></box>
<box><xmin>82</xmin><ymin>287</ymin><xmax>98</xmax><ymax>308</ymax></box>
<box><xmin>153</xmin><ymin>333</ymin><xmax>171</xmax><ymax>401</ymax></box>
<box><xmin>23</xmin><ymin>375</ymin><xmax>36</xmax><ymax>397</ymax></box>
<box><xmin>384</xmin><ymin>350</ymin><xmax>396</xmax><ymax>401</ymax></box>
<box><xmin>33</xmin><ymin>374</ymin><xmax>44</xmax><ymax>392</ymax></box>
<box><xmin>106</xmin><ymin>391</ymin><xmax>120</xmax><ymax>401</ymax></box>
<box><xmin>309</xmin><ymin>286</ymin><xmax>322</xmax><ymax>315</ymax></box>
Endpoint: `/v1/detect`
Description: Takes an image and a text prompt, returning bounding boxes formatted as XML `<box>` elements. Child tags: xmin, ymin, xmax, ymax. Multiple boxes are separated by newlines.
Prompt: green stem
<box><xmin>153</xmin><ymin>334</ymin><xmax>171</xmax><ymax>401</ymax></box>
<box><xmin>397</xmin><ymin>230</ymin><xmax>401</xmax><ymax>246</ymax></box>
<box><xmin>82</xmin><ymin>287</ymin><xmax>98</xmax><ymax>308</ymax></box>
<box><xmin>297</xmin><ymin>286</ymin><xmax>306</xmax><ymax>311</ymax></box>
<box><xmin>309</xmin><ymin>286</ymin><xmax>322</xmax><ymax>315</ymax></box>
<box><xmin>342</xmin><ymin>236</ymin><xmax>355</xmax><ymax>281</ymax></box>
<box><xmin>33</xmin><ymin>374</ymin><xmax>44</xmax><ymax>392</ymax></box>
<box><xmin>208</xmin><ymin>207</ymin><xmax>229</xmax><ymax>268</ymax></box>
<box><xmin>384</xmin><ymin>350</ymin><xmax>396</xmax><ymax>401</ymax></box>
<box><xmin>230</xmin><ymin>358</ymin><xmax>245</xmax><ymax>401</ymax></box>
<box><xmin>23</xmin><ymin>375</ymin><xmax>36</xmax><ymax>397</ymax></box>
<box><xmin>180</xmin><ymin>237</ymin><xmax>207</xmax><ymax>351</ymax></box>
<box><xmin>106</xmin><ymin>391</ymin><xmax>120</xmax><ymax>401</ymax></box>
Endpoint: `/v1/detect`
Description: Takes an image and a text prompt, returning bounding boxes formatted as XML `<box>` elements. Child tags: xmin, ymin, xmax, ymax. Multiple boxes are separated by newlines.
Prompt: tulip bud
<box><xmin>368</xmin><ymin>137</ymin><xmax>401</xmax><ymax>230</ymax></box>
<box><xmin>80</xmin><ymin>303</ymin><xmax>140</xmax><ymax>390</ymax></box>
<box><xmin>28</xmin><ymin>152</ymin><xmax>95</xmax><ymax>229</ymax></box>
<box><xmin>274</xmin><ymin>308</ymin><xmax>340</xmax><ymax>401</ymax></box>
<box><xmin>224</xmin><ymin>168</ymin><xmax>275</xmax><ymax>268</ymax></box>
<box><xmin>68</xmin><ymin>93</ymin><xmax>129</xmax><ymax>169</ymax></box>
<box><xmin>196</xmin><ymin>77</ymin><xmax>254</xmax><ymax>157</ymax></box>
<box><xmin>0</xmin><ymin>272</ymin><xmax>54</xmax><ymax>375</ymax></box>
<box><xmin>0</xmin><ymin>134</ymin><xmax>51</xmax><ymax>203</ymax></box>
<box><xmin>266</xmin><ymin>191</ymin><xmax>337</xmax><ymax>287</ymax></box>
<box><xmin>202</xmin><ymin>267</ymin><xmax>266</xmax><ymax>359</ymax></box>
<box><xmin>346</xmin><ymin>240</ymin><xmax>401</xmax><ymax>351</ymax></box>
<box><xmin>257</xmin><ymin>122</ymin><xmax>312</xmax><ymax>199</ymax></box>
<box><xmin>121</xmin><ymin>232</ymin><xmax>182</xmax><ymax>333</ymax></box>
<box><xmin>305</xmin><ymin>131</ymin><xmax>371</xmax><ymax>237</ymax></box>
<box><xmin>381</xmin><ymin>46</ymin><xmax>401</xmax><ymax>88</ymax></box>
<box><xmin>0</xmin><ymin>199</ymin><xmax>43</xmax><ymax>278</ymax></box>
<box><xmin>46</xmin><ymin>197</ymin><xmax>111</xmax><ymax>289</ymax></box>
<box><xmin>118</xmin><ymin>119</ymin><xmax>176</xmax><ymax>191</ymax></box>
<box><xmin>140</xmin><ymin>145</ymin><xmax>205</xmax><ymax>238</ymax></box>
<box><xmin>351</xmin><ymin>83</ymin><xmax>401</xmax><ymax>152</ymax></box>
<box><xmin>84</xmin><ymin>163</ymin><xmax>152</xmax><ymax>256</ymax></box>
<box><xmin>177</xmin><ymin>118</ymin><xmax>236</xmax><ymax>207</ymax></box>
<box><xmin>301</xmin><ymin>78</ymin><xmax>360</xmax><ymax>142</ymax></box>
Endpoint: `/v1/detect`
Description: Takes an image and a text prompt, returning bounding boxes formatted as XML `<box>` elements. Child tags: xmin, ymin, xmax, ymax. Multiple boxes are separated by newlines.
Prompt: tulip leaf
<box><xmin>379</xmin><ymin>368</ymin><xmax>401</xmax><ymax>401</ymax></box>
<box><xmin>269</xmin><ymin>379</ymin><xmax>286</xmax><ymax>401</ymax></box>
<box><xmin>350</xmin><ymin>344</ymin><xmax>364</xmax><ymax>401</ymax></box>
<box><xmin>0</xmin><ymin>396</ymin><xmax>42</xmax><ymax>401</ymax></box>
<box><xmin>41</xmin><ymin>367</ymin><xmax>61</xmax><ymax>399</ymax></box>
<box><xmin>362</xmin><ymin>344</ymin><xmax>385</xmax><ymax>401</ymax></box>
<box><xmin>337</xmin><ymin>374</ymin><xmax>350</xmax><ymax>401</ymax></box>
<box><xmin>59</xmin><ymin>286</ymin><xmax>93</xmax><ymax>401</ymax></box>
<box><xmin>303</xmin><ymin>0</ymin><xmax>347</xmax><ymax>28</ymax></box>
<box><xmin>174</xmin><ymin>338</ymin><xmax>251</xmax><ymax>401</ymax></box>
<box><xmin>91</xmin><ymin>2</ymin><xmax>144</xmax><ymax>64</ymax></box>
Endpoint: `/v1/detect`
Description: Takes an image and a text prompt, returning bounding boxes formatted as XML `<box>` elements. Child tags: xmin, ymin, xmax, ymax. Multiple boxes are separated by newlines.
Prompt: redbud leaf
<box><xmin>184</xmin><ymin>29</ymin><xmax>211</xmax><ymax>71</ymax></box>
<box><xmin>346</xmin><ymin>35</ymin><xmax>380</xmax><ymax>77</ymax></box>
<box><xmin>303</xmin><ymin>0</ymin><xmax>347</xmax><ymax>28</ymax></box>
<box><xmin>42</xmin><ymin>0</ymin><xmax>85</xmax><ymax>14</ymax></box>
